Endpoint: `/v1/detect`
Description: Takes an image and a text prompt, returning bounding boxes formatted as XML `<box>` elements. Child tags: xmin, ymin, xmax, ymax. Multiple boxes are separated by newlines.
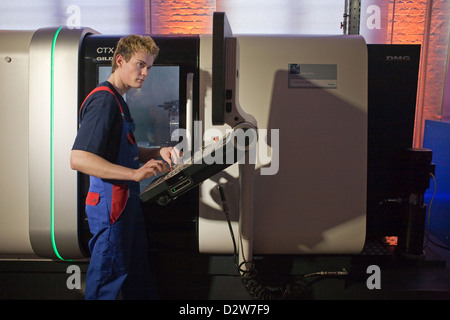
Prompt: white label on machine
<box><xmin>288</xmin><ymin>64</ymin><xmax>337</xmax><ymax>89</ymax></box>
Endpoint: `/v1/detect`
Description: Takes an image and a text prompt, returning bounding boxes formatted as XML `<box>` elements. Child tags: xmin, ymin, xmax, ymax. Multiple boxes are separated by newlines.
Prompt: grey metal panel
<box><xmin>199</xmin><ymin>35</ymin><xmax>368</xmax><ymax>255</ymax></box>
<box><xmin>29</xmin><ymin>27</ymin><xmax>60</xmax><ymax>259</ymax></box>
<box><xmin>53</xmin><ymin>27</ymin><xmax>99</xmax><ymax>259</ymax></box>
<box><xmin>0</xmin><ymin>30</ymin><xmax>37</xmax><ymax>256</ymax></box>
<box><xmin>29</xmin><ymin>27</ymin><xmax>98</xmax><ymax>260</ymax></box>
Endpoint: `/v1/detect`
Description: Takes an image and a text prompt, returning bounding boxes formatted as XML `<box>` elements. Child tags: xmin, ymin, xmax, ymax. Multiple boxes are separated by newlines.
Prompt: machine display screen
<box><xmin>98</xmin><ymin>65</ymin><xmax>180</xmax><ymax>149</ymax></box>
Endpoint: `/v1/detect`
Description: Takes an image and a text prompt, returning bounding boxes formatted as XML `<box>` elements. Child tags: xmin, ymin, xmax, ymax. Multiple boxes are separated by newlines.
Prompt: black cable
<box><xmin>216</xmin><ymin>184</ymin><xmax>350</xmax><ymax>300</ymax></box>
<box><xmin>216</xmin><ymin>184</ymin><xmax>288</xmax><ymax>300</ymax></box>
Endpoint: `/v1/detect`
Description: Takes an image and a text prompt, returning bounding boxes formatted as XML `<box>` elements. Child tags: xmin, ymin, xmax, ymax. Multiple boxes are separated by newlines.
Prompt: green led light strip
<box><xmin>50</xmin><ymin>26</ymin><xmax>65</xmax><ymax>261</ymax></box>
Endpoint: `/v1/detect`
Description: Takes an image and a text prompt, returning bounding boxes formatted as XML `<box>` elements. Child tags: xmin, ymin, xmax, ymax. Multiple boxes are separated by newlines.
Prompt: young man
<box><xmin>71</xmin><ymin>35</ymin><xmax>174</xmax><ymax>299</ymax></box>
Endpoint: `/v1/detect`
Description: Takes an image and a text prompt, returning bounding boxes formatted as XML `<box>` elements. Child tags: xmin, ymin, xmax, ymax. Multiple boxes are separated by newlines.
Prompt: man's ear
<box><xmin>115</xmin><ymin>54</ymin><xmax>124</xmax><ymax>68</ymax></box>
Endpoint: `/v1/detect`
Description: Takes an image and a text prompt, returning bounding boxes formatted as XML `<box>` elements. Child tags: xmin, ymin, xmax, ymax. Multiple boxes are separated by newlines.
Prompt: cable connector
<box><xmin>379</xmin><ymin>197</ymin><xmax>403</xmax><ymax>206</ymax></box>
<box><xmin>216</xmin><ymin>184</ymin><xmax>229</xmax><ymax>214</ymax></box>
<box><xmin>304</xmin><ymin>268</ymin><xmax>348</xmax><ymax>278</ymax></box>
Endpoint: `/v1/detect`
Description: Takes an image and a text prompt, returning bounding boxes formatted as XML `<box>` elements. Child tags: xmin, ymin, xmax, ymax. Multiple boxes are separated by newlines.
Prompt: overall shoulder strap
<box><xmin>79</xmin><ymin>86</ymin><xmax>125</xmax><ymax>119</ymax></box>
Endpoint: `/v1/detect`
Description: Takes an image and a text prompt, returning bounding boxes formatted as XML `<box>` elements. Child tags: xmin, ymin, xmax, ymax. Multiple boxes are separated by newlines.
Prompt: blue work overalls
<box><xmin>82</xmin><ymin>86</ymin><xmax>154</xmax><ymax>300</ymax></box>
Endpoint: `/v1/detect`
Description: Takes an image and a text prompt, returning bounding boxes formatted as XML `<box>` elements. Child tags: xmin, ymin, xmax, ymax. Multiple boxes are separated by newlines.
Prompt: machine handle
<box><xmin>185</xmin><ymin>73</ymin><xmax>194</xmax><ymax>153</ymax></box>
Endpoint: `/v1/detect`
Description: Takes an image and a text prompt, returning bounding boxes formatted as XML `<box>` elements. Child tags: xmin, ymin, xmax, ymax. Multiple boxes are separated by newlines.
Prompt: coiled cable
<box><xmin>216</xmin><ymin>184</ymin><xmax>350</xmax><ymax>300</ymax></box>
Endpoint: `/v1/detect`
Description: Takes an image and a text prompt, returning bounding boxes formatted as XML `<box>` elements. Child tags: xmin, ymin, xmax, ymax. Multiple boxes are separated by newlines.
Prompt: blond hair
<box><xmin>111</xmin><ymin>35</ymin><xmax>159</xmax><ymax>72</ymax></box>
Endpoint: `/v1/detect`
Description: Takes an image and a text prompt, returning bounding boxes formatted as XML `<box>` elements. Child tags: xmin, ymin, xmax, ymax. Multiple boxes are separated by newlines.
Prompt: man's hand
<box><xmin>160</xmin><ymin>146</ymin><xmax>183</xmax><ymax>167</ymax></box>
<box><xmin>133</xmin><ymin>159</ymin><xmax>170</xmax><ymax>182</ymax></box>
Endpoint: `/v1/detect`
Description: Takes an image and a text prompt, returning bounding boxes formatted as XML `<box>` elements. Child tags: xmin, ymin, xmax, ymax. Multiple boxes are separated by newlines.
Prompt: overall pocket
<box><xmin>110</xmin><ymin>183</ymin><xmax>128</xmax><ymax>224</ymax></box>
<box><xmin>86</xmin><ymin>191</ymin><xmax>100</xmax><ymax>206</ymax></box>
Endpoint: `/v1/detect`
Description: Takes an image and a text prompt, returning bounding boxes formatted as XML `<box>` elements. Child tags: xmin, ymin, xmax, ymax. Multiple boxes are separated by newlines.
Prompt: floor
<box><xmin>0</xmin><ymin>233</ymin><xmax>449</xmax><ymax>300</ymax></box>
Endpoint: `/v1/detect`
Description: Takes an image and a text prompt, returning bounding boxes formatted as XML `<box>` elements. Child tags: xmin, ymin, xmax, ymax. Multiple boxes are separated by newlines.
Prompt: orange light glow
<box><xmin>387</xmin><ymin>0</ymin><xmax>427</xmax><ymax>45</ymax></box>
<box><xmin>150</xmin><ymin>0</ymin><xmax>215</xmax><ymax>35</ymax></box>
<box><xmin>387</xmin><ymin>0</ymin><xmax>449</xmax><ymax>148</ymax></box>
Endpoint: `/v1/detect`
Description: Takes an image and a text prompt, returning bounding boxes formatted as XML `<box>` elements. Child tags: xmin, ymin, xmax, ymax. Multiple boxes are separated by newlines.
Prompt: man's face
<box><xmin>117</xmin><ymin>50</ymin><xmax>155</xmax><ymax>89</ymax></box>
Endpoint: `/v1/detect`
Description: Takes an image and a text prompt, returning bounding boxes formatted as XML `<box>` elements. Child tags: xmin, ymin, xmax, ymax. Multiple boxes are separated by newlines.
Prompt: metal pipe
<box><xmin>413</xmin><ymin>0</ymin><xmax>434</xmax><ymax>148</ymax></box>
